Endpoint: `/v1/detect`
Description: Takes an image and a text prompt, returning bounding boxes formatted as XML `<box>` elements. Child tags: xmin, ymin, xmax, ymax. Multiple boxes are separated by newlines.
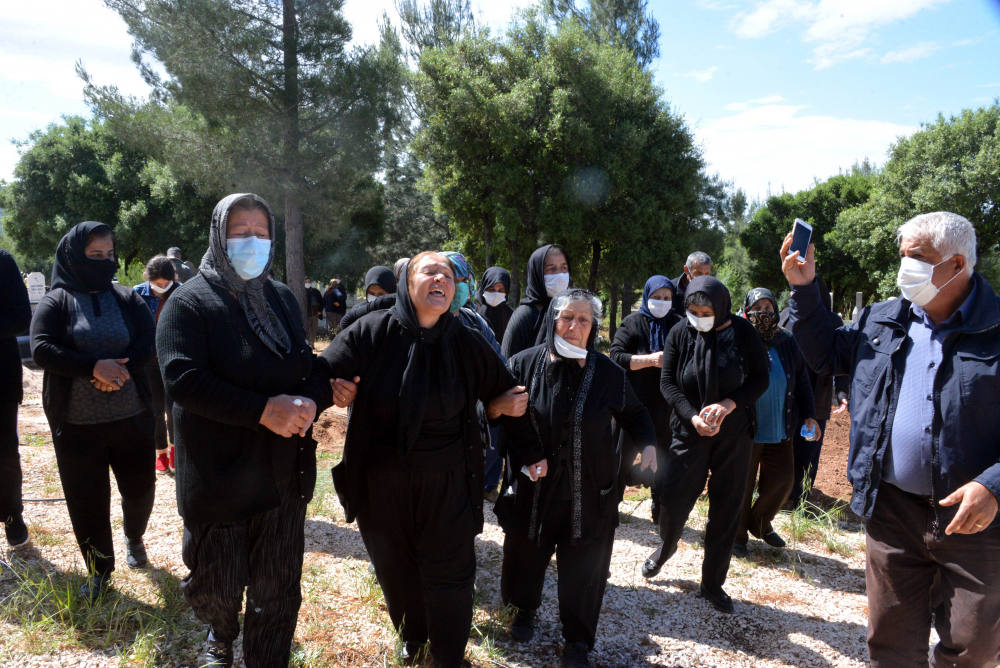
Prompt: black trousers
<box><xmin>791</xmin><ymin>418</ymin><xmax>827</xmax><ymax>505</ymax></box>
<box><xmin>0</xmin><ymin>402</ymin><xmax>22</xmax><ymax>523</ymax></box>
<box><xmin>52</xmin><ymin>412</ymin><xmax>156</xmax><ymax>575</ymax></box>
<box><xmin>146</xmin><ymin>359</ymin><xmax>174</xmax><ymax>452</ymax></box>
<box><xmin>181</xmin><ymin>477</ymin><xmax>308</xmax><ymax>668</ymax></box>
<box><xmin>866</xmin><ymin>482</ymin><xmax>1000</xmax><ymax>668</ymax></box>
<box><xmin>357</xmin><ymin>465</ymin><xmax>477</xmax><ymax>668</ymax></box>
<box><xmin>654</xmin><ymin>426</ymin><xmax>753</xmax><ymax>592</ymax></box>
<box><xmin>737</xmin><ymin>438</ymin><xmax>794</xmax><ymax>544</ymax></box>
<box><xmin>500</xmin><ymin>501</ymin><xmax>616</xmax><ymax>648</ymax></box>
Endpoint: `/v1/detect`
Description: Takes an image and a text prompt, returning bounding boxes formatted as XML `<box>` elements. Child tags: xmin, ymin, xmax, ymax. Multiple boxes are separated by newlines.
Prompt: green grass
<box><xmin>20</xmin><ymin>434</ymin><xmax>48</xmax><ymax>447</ymax></box>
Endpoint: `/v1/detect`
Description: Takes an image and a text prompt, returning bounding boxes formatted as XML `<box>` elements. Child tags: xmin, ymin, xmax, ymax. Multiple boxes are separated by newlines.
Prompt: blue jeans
<box><xmin>484</xmin><ymin>426</ymin><xmax>503</xmax><ymax>494</ymax></box>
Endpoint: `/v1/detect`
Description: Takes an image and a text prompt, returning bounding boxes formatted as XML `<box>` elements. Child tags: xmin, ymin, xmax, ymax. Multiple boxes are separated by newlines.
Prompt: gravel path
<box><xmin>2</xmin><ymin>375</ymin><xmax>870</xmax><ymax>667</ymax></box>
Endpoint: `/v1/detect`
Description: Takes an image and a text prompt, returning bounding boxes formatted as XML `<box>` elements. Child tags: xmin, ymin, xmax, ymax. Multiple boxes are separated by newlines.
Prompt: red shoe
<box><xmin>156</xmin><ymin>452</ymin><xmax>170</xmax><ymax>474</ymax></box>
<box><xmin>168</xmin><ymin>446</ymin><xmax>176</xmax><ymax>473</ymax></box>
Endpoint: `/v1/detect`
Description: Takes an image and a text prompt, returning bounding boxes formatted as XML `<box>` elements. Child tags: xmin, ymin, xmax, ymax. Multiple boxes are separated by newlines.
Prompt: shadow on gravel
<box><xmin>303</xmin><ymin>518</ymin><xmax>369</xmax><ymax>559</ymax></box>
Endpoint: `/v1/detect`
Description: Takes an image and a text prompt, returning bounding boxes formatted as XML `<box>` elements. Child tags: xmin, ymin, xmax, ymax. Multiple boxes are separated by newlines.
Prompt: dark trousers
<box><xmin>500</xmin><ymin>501</ymin><xmax>616</xmax><ymax>648</ymax></box>
<box><xmin>181</xmin><ymin>477</ymin><xmax>308</xmax><ymax>668</ymax></box>
<box><xmin>737</xmin><ymin>438</ymin><xmax>794</xmax><ymax>544</ymax></box>
<box><xmin>146</xmin><ymin>359</ymin><xmax>174</xmax><ymax>452</ymax></box>
<box><xmin>52</xmin><ymin>412</ymin><xmax>156</xmax><ymax>575</ymax></box>
<box><xmin>791</xmin><ymin>419</ymin><xmax>826</xmax><ymax>505</ymax></box>
<box><xmin>866</xmin><ymin>482</ymin><xmax>1000</xmax><ymax>668</ymax></box>
<box><xmin>357</xmin><ymin>465</ymin><xmax>476</xmax><ymax>668</ymax></box>
<box><xmin>654</xmin><ymin>428</ymin><xmax>753</xmax><ymax>592</ymax></box>
<box><xmin>325</xmin><ymin>311</ymin><xmax>343</xmax><ymax>333</ymax></box>
<box><xmin>485</xmin><ymin>426</ymin><xmax>503</xmax><ymax>494</ymax></box>
<box><xmin>0</xmin><ymin>402</ymin><xmax>22</xmax><ymax>523</ymax></box>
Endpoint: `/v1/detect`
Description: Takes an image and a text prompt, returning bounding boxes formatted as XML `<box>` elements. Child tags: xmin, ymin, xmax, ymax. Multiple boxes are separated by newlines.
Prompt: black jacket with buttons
<box><xmin>765</xmin><ymin>332</ymin><xmax>817</xmax><ymax>441</ymax></box>
<box><xmin>157</xmin><ymin>275</ymin><xmax>330</xmax><ymax>525</ymax></box>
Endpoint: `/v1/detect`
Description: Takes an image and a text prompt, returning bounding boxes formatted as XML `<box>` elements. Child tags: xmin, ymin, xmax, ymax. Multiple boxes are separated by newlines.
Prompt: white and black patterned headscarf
<box><xmin>200</xmin><ymin>193</ymin><xmax>290</xmax><ymax>357</ymax></box>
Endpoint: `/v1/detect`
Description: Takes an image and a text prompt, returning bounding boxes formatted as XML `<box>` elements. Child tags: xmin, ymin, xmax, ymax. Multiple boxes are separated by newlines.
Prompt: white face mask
<box><xmin>226</xmin><ymin>237</ymin><xmax>271</xmax><ymax>281</ymax></box>
<box><xmin>305</xmin><ymin>282</ymin><xmax>312</xmax><ymax>289</ymax></box>
<box><xmin>687</xmin><ymin>311</ymin><xmax>715</xmax><ymax>333</ymax></box>
<box><xmin>897</xmin><ymin>256</ymin><xmax>961</xmax><ymax>307</ymax></box>
<box><xmin>544</xmin><ymin>272</ymin><xmax>570</xmax><ymax>298</ymax></box>
<box><xmin>149</xmin><ymin>281</ymin><xmax>174</xmax><ymax>295</ymax></box>
<box><xmin>554</xmin><ymin>334</ymin><xmax>588</xmax><ymax>359</ymax></box>
<box><xmin>367</xmin><ymin>293</ymin><xmax>379</xmax><ymax>303</ymax></box>
<box><xmin>483</xmin><ymin>291</ymin><xmax>506</xmax><ymax>307</ymax></box>
<box><xmin>647</xmin><ymin>299</ymin><xmax>672</xmax><ymax>319</ymax></box>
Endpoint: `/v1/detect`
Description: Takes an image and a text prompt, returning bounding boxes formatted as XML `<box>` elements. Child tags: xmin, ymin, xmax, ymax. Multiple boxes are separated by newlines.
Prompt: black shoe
<box><xmin>732</xmin><ymin>542</ymin><xmax>748</xmax><ymax>558</ymax></box>
<box><xmin>762</xmin><ymin>531</ymin><xmax>786</xmax><ymax>548</ymax></box>
<box><xmin>700</xmin><ymin>584</ymin><xmax>734</xmax><ymax>614</ymax></box>
<box><xmin>5</xmin><ymin>516</ymin><xmax>29</xmax><ymax>548</ymax></box>
<box><xmin>125</xmin><ymin>537</ymin><xmax>148</xmax><ymax>569</ymax></box>
<box><xmin>199</xmin><ymin>631</ymin><xmax>233</xmax><ymax>668</ymax></box>
<box><xmin>78</xmin><ymin>574</ymin><xmax>111</xmax><ymax>604</ymax></box>
<box><xmin>510</xmin><ymin>609</ymin><xmax>536</xmax><ymax>642</ymax></box>
<box><xmin>400</xmin><ymin>641</ymin><xmax>425</xmax><ymax>665</ymax></box>
<box><xmin>641</xmin><ymin>555</ymin><xmax>664</xmax><ymax>579</ymax></box>
<box><xmin>562</xmin><ymin>641</ymin><xmax>591</xmax><ymax>668</ymax></box>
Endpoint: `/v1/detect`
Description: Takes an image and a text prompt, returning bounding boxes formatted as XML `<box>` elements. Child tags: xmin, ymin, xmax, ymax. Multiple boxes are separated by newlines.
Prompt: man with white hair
<box><xmin>673</xmin><ymin>251</ymin><xmax>712</xmax><ymax>307</ymax></box>
<box><xmin>782</xmin><ymin>212</ymin><xmax>1000</xmax><ymax>667</ymax></box>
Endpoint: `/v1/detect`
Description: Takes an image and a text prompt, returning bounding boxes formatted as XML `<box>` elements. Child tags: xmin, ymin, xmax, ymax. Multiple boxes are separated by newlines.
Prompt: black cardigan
<box><xmin>660</xmin><ymin>316</ymin><xmax>770</xmax><ymax>443</ymax></box>
<box><xmin>315</xmin><ymin>309</ymin><xmax>515</xmax><ymax>533</ymax></box>
<box><xmin>766</xmin><ymin>333</ymin><xmax>818</xmax><ymax>439</ymax></box>
<box><xmin>30</xmin><ymin>283</ymin><xmax>156</xmax><ymax>433</ymax></box>
<box><xmin>501</xmin><ymin>303</ymin><xmax>545</xmax><ymax>359</ymax></box>
<box><xmin>157</xmin><ymin>275</ymin><xmax>329</xmax><ymax>525</ymax></box>
<box><xmin>497</xmin><ymin>346</ymin><xmax>656</xmax><ymax>542</ymax></box>
<box><xmin>0</xmin><ymin>251</ymin><xmax>32</xmax><ymax>405</ymax></box>
<box><xmin>779</xmin><ymin>307</ymin><xmax>850</xmax><ymax>420</ymax></box>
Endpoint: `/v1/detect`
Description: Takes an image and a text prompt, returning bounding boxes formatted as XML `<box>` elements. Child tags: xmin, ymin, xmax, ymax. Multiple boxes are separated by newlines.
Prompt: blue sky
<box><xmin>1</xmin><ymin>0</ymin><xmax>998</xmax><ymax>199</ymax></box>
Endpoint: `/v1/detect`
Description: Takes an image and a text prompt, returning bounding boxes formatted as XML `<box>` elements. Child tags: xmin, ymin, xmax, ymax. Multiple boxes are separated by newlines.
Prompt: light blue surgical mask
<box><xmin>451</xmin><ymin>282</ymin><xmax>470</xmax><ymax>313</ymax></box>
<box><xmin>226</xmin><ymin>236</ymin><xmax>271</xmax><ymax>280</ymax></box>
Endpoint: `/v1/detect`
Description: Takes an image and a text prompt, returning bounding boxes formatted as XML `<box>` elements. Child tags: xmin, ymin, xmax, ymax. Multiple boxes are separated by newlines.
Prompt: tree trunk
<box><xmin>282</xmin><ymin>0</ymin><xmax>306</xmax><ymax>323</ymax></box>
<box><xmin>622</xmin><ymin>279</ymin><xmax>633</xmax><ymax>319</ymax></box>
<box><xmin>587</xmin><ymin>239</ymin><xmax>600</xmax><ymax>293</ymax></box>
<box><xmin>509</xmin><ymin>236</ymin><xmax>521</xmax><ymax>305</ymax></box>
<box><xmin>483</xmin><ymin>217</ymin><xmax>496</xmax><ymax>267</ymax></box>
<box><xmin>609</xmin><ymin>280</ymin><xmax>619</xmax><ymax>342</ymax></box>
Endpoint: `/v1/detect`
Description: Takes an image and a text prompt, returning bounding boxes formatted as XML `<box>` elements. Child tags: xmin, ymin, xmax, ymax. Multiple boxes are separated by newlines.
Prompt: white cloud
<box><xmin>881</xmin><ymin>42</ymin><xmax>941</xmax><ymax>63</ymax></box>
<box><xmin>724</xmin><ymin>94</ymin><xmax>785</xmax><ymax>111</ymax></box>
<box><xmin>683</xmin><ymin>66</ymin><xmax>721</xmax><ymax>83</ymax></box>
<box><xmin>696</xmin><ymin>103</ymin><xmax>917</xmax><ymax>198</ymax></box>
<box><xmin>727</xmin><ymin>0</ymin><xmax>951</xmax><ymax>69</ymax></box>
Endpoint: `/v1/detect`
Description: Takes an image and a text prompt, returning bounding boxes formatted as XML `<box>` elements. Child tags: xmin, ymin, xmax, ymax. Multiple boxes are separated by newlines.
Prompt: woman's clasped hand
<box><xmin>259</xmin><ymin>394</ymin><xmax>318</xmax><ymax>437</ymax></box>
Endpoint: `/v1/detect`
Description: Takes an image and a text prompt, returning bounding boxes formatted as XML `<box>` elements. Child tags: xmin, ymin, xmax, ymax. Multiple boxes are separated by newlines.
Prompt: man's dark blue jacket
<box><xmin>789</xmin><ymin>272</ymin><xmax>1000</xmax><ymax>533</ymax></box>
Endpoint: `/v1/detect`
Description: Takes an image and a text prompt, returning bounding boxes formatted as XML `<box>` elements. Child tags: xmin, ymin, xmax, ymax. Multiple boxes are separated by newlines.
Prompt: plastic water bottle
<box><xmin>800</xmin><ymin>423</ymin><xmax>816</xmax><ymax>440</ymax></box>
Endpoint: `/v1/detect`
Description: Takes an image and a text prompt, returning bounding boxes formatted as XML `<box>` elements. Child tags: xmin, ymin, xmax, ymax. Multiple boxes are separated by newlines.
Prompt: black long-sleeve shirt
<box><xmin>0</xmin><ymin>251</ymin><xmax>32</xmax><ymax>404</ymax></box>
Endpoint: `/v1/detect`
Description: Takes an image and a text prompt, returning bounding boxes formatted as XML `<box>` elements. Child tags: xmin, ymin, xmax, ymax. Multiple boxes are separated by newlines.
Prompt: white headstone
<box><xmin>26</xmin><ymin>272</ymin><xmax>46</xmax><ymax>302</ymax></box>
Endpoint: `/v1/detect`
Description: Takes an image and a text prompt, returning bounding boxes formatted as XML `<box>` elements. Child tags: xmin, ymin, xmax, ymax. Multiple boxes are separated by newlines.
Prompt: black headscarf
<box><xmin>365</xmin><ymin>266</ymin><xmax>397</xmax><ymax>296</ymax></box>
<box><xmin>639</xmin><ymin>275</ymin><xmax>676</xmax><ymax>353</ymax></box>
<box><xmin>521</xmin><ymin>244</ymin><xmax>571</xmax><ymax>346</ymax></box>
<box><xmin>477</xmin><ymin>266</ymin><xmax>513</xmax><ymax>339</ymax></box>
<box><xmin>50</xmin><ymin>222</ymin><xmax>119</xmax><ymax>294</ymax></box>
<box><xmin>685</xmin><ymin>276</ymin><xmax>732</xmax><ymax>409</ymax></box>
<box><xmin>199</xmin><ymin>193</ymin><xmax>290</xmax><ymax>357</ymax></box>
<box><xmin>741</xmin><ymin>287</ymin><xmax>790</xmax><ymax>344</ymax></box>
<box><xmin>389</xmin><ymin>259</ymin><xmax>462</xmax><ymax>455</ymax></box>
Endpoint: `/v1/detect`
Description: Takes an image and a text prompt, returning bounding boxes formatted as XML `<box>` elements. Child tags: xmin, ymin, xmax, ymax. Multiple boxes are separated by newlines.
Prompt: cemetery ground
<box><xmin>1</xmin><ymin>366</ymin><xmax>871</xmax><ymax>667</ymax></box>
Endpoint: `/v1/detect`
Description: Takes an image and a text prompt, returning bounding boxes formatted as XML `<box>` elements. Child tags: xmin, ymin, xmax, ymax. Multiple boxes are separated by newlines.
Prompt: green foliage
<box><xmin>115</xmin><ymin>261</ymin><xmax>147</xmax><ymax>288</ymax></box>
<box><xmin>412</xmin><ymin>14</ymin><xmax>708</xmax><ymax>299</ymax></box>
<box><xmin>541</xmin><ymin>0</ymin><xmax>661</xmax><ymax>69</ymax></box>
<box><xmin>0</xmin><ymin>116</ymin><xmax>217</xmax><ymax>274</ymax></box>
<box><xmin>833</xmin><ymin>103</ymin><xmax>1000</xmax><ymax>298</ymax></box>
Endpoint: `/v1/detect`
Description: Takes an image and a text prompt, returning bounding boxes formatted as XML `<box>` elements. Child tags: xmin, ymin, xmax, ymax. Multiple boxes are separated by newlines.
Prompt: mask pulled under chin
<box><xmin>897</xmin><ymin>256</ymin><xmax>960</xmax><ymax>307</ymax></box>
<box><xmin>483</xmin><ymin>291</ymin><xmax>506</xmax><ymax>307</ymax></box>
<box><xmin>544</xmin><ymin>272</ymin><xmax>570</xmax><ymax>298</ymax></box>
<box><xmin>150</xmin><ymin>281</ymin><xmax>174</xmax><ymax>295</ymax></box>
<box><xmin>687</xmin><ymin>311</ymin><xmax>715</xmax><ymax>333</ymax></box>
<box><xmin>553</xmin><ymin>334</ymin><xmax>588</xmax><ymax>359</ymax></box>
<box><xmin>226</xmin><ymin>237</ymin><xmax>271</xmax><ymax>280</ymax></box>
<box><xmin>647</xmin><ymin>299</ymin><xmax>672</xmax><ymax>319</ymax></box>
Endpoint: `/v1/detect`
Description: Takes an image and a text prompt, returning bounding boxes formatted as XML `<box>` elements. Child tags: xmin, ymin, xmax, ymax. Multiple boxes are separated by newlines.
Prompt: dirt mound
<box><xmin>314</xmin><ymin>407</ymin><xmax>347</xmax><ymax>456</ymax></box>
<box><xmin>22</xmin><ymin>366</ymin><xmax>43</xmax><ymax>398</ymax></box>
<box><xmin>814</xmin><ymin>410</ymin><xmax>853</xmax><ymax>503</ymax></box>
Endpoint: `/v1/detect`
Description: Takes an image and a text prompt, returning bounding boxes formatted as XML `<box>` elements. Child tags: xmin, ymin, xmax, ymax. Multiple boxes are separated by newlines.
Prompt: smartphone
<box><xmin>788</xmin><ymin>218</ymin><xmax>813</xmax><ymax>264</ymax></box>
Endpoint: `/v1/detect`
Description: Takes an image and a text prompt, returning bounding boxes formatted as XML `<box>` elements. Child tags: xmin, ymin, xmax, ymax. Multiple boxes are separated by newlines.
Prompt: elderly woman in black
<box><xmin>641</xmin><ymin>276</ymin><xmax>769</xmax><ymax>614</ymax></box>
<box><xmin>30</xmin><ymin>222</ymin><xmax>157</xmax><ymax>600</ymax></box>
<box><xmin>158</xmin><ymin>194</ymin><xmax>325</xmax><ymax>668</ymax></box>
<box><xmin>498</xmin><ymin>289</ymin><xmax>657</xmax><ymax>668</ymax></box>
<box><xmin>315</xmin><ymin>251</ymin><xmax>525</xmax><ymax>668</ymax></box>
<box><xmin>734</xmin><ymin>288</ymin><xmax>819</xmax><ymax>556</ymax></box>
<box><xmin>610</xmin><ymin>275</ymin><xmax>682</xmax><ymax>522</ymax></box>
<box><xmin>501</xmin><ymin>244</ymin><xmax>570</xmax><ymax>358</ymax></box>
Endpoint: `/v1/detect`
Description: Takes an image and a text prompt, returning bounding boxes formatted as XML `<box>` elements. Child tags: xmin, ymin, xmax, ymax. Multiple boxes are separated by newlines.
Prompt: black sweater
<box><xmin>766</xmin><ymin>334</ymin><xmax>818</xmax><ymax>439</ymax></box>
<box><xmin>157</xmin><ymin>275</ymin><xmax>329</xmax><ymax>525</ymax></box>
<box><xmin>501</xmin><ymin>303</ymin><xmax>548</xmax><ymax>359</ymax></box>
<box><xmin>0</xmin><ymin>251</ymin><xmax>32</xmax><ymax>404</ymax></box>
<box><xmin>660</xmin><ymin>316</ymin><xmax>770</xmax><ymax>443</ymax></box>
<box><xmin>779</xmin><ymin>307</ymin><xmax>849</xmax><ymax>420</ymax></box>
<box><xmin>315</xmin><ymin>309</ymin><xmax>515</xmax><ymax>533</ymax></box>
<box><xmin>30</xmin><ymin>284</ymin><xmax>155</xmax><ymax>433</ymax></box>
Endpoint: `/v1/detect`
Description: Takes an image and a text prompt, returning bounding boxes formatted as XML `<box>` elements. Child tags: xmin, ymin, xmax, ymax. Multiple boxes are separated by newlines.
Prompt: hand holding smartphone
<box><xmin>788</xmin><ymin>218</ymin><xmax>812</xmax><ymax>264</ymax></box>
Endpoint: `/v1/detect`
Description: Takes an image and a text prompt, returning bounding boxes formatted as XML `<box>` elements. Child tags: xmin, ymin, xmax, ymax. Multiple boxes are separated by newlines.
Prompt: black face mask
<box><xmin>747</xmin><ymin>310</ymin><xmax>780</xmax><ymax>340</ymax></box>
<box><xmin>81</xmin><ymin>258</ymin><xmax>120</xmax><ymax>288</ymax></box>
